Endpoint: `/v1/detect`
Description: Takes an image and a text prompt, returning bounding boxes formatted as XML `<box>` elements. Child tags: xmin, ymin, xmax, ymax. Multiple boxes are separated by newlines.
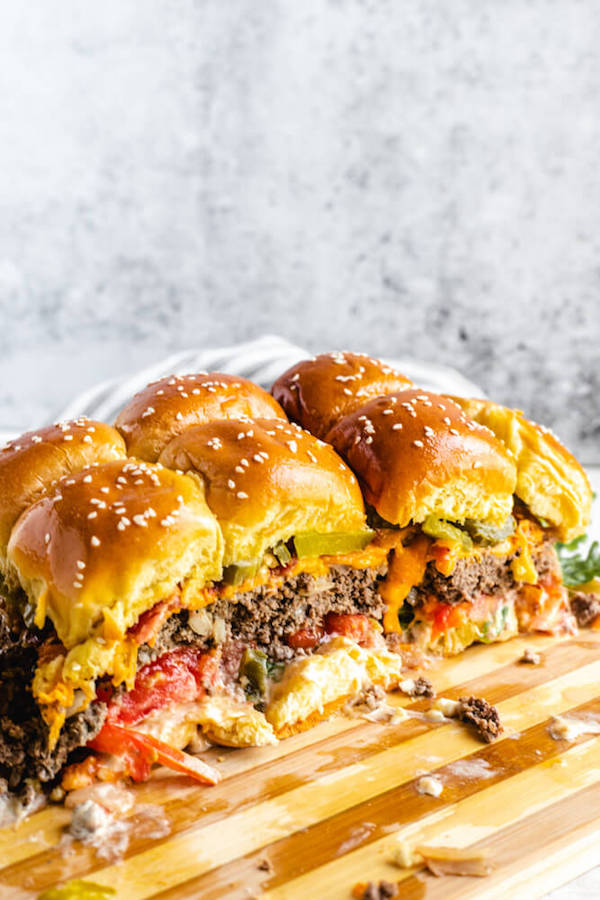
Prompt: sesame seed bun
<box><xmin>115</xmin><ymin>372</ymin><xmax>287</xmax><ymax>462</ymax></box>
<box><xmin>327</xmin><ymin>390</ymin><xmax>517</xmax><ymax>527</ymax></box>
<box><xmin>448</xmin><ymin>396</ymin><xmax>592</xmax><ymax>541</ymax></box>
<box><xmin>0</xmin><ymin>420</ymin><xmax>126</xmax><ymax>578</ymax></box>
<box><xmin>158</xmin><ymin>418</ymin><xmax>368</xmax><ymax>566</ymax></box>
<box><xmin>7</xmin><ymin>459</ymin><xmax>223</xmax><ymax>650</ymax></box>
<box><xmin>271</xmin><ymin>351</ymin><xmax>413</xmax><ymax>440</ymax></box>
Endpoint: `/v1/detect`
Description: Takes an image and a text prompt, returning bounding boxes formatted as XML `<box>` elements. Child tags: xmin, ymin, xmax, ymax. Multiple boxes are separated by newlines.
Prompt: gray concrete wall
<box><xmin>0</xmin><ymin>1</ymin><xmax>599</xmax><ymax>458</ymax></box>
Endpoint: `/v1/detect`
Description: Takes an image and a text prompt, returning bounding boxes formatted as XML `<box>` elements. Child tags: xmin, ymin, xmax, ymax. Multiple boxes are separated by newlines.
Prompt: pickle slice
<box><xmin>222</xmin><ymin>559</ymin><xmax>260</xmax><ymax>586</ymax></box>
<box><xmin>293</xmin><ymin>530</ymin><xmax>374</xmax><ymax>559</ymax></box>
<box><xmin>421</xmin><ymin>516</ymin><xmax>473</xmax><ymax>551</ymax></box>
<box><xmin>464</xmin><ymin>515</ymin><xmax>516</xmax><ymax>545</ymax></box>
<box><xmin>240</xmin><ymin>647</ymin><xmax>269</xmax><ymax>695</ymax></box>
<box><xmin>272</xmin><ymin>540</ymin><xmax>292</xmax><ymax>565</ymax></box>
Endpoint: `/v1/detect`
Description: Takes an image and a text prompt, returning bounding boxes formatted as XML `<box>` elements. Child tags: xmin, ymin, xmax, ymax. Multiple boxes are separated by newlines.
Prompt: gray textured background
<box><xmin>0</xmin><ymin>1</ymin><xmax>599</xmax><ymax>460</ymax></box>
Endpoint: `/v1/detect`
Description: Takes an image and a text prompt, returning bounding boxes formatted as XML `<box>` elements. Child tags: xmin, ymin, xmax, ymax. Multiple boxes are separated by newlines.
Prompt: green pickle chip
<box><xmin>293</xmin><ymin>530</ymin><xmax>374</xmax><ymax>559</ymax></box>
<box><xmin>421</xmin><ymin>516</ymin><xmax>473</xmax><ymax>550</ymax></box>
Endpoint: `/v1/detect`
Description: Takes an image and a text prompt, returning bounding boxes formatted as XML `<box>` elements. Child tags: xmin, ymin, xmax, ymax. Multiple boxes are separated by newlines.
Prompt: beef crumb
<box><xmin>257</xmin><ymin>858</ymin><xmax>272</xmax><ymax>873</ymax></box>
<box><xmin>399</xmin><ymin>676</ymin><xmax>435</xmax><ymax>699</ymax></box>
<box><xmin>360</xmin><ymin>881</ymin><xmax>398</xmax><ymax>900</ymax></box>
<box><xmin>569</xmin><ymin>591</ymin><xmax>600</xmax><ymax>628</ymax></box>
<box><xmin>519</xmin><ymin>648</ymin><xmax>541</xmax><ymax>665</ymax></box>
<box><xmin>457</xmin><ymin>696</ymin><xmax>502</xmax><ymax>743</ymax></box>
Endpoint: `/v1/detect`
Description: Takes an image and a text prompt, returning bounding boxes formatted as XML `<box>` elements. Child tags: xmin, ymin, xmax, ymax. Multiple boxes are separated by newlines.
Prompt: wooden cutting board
<box><xmin>1</xmin><ymin>631</ymin><xmax>600</xmax><ymax>900</ymax></box>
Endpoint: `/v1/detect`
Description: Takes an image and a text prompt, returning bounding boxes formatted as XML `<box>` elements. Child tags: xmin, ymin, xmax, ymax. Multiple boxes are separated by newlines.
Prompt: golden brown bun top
<box><xmin>0</xmin><ymin>419</ymin><xmax>126</xmax><ymax>575</ymax></box>
<box><xmin>327</xmin><ymin>389</ymin><xmax>517</xmax><ymax>527</ymax></box>
<box><xmin>271</xmin><ymin>351</ymin><xmax>413</xmax><ymax>440</ymax></box>
<box><xmin>450</xmin><ymin>396</ymin><xmax>592</xmax><ymax>541</ymax></box>
<box><xmin>115</xmin><ymin>372</ymin><xmax>287</xmax><ymax>462</ymax></box>
<box><xmin>8</xmin><ymin>459</ymin><xmax>222</xmax><ymax>649</ymax></box>
<box><xmin>159</xmin><ymin>417</ymin><xmax>368</xmax><ymax>566</ymax></box>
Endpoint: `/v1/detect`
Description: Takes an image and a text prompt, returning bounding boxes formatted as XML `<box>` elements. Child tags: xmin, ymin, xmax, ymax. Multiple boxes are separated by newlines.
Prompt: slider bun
<box><xmin>115</xmin><ymin>372</ymin><xmax>287</xmax><ymax>461</ymax></box>
<box><xmin>7</xmin><ymin>459</ymin><xmax>222</xmax><ymax>650</ymax></box>
<box><xmin>327</xmin><ymin>389</ymin><xmax>517</xmax><ymax>527</ymax></box>
<box><xmin>449</xmin><ymin>397</ymin><xmax>592</xmax><ymax>541</ymax></box>
<box><xmin>158</xmin><ymin>418</ymin><xmax>368</xmax><ymax>566</ymax></box>
<box><xmin>0</xmin><ymin>420</ymin><xmax>126</xmax><ymax>577</ymax></box>
<box><xmin>272</xmin><ymin>351</ymin><xmax>413</xmax><ymax>439</ymax></box>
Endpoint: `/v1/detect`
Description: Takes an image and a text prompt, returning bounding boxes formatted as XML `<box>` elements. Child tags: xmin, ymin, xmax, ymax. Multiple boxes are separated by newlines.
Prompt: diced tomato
<box><xmin>324</xmin><ymin>613</ymin><xmax>372</xmax><ymax>645</ymax></box>
<box><xmin>430</xmin><ymin>601</ymin><xmax>465</xmax><ymax>638</ymax></box>
<box><xmin>105</xmin><ymin>647</ymin><xmax>220</xmax><ymax>727</ymax></box>
<box><xmin>89</xmin><ymin>723</ymin><xmax>220</xmax><ymax>785</ymax></box>
<box><xmin>286</xmin><ymin>625</ymin><xmax>324</xmax><ymax>650</ymax></box>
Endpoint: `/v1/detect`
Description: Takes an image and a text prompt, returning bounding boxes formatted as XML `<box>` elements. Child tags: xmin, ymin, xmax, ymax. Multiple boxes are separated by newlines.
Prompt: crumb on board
<box><xmin>398</xmin><ymin>676</ymin><xmax>435</xmax><ymax>698</ymax></box>
<box><xmin>456</xmin><ymin>696</ymin><xmax>503</xmax><ymax>742</ymax></box>
<box><xmin>519</xmin><ymin>648</ymin><xmax>541</xmax><ymax>665</ymax></box>
<box><xmin>389</xmin><ymin>840</ymin><xmax>493</xmax><ymax>877</ymax></box>
<box><xmin>352</xmin><ymin>880</ymin><xmax>398</xmax><ymax>899</ymax></box>
<box><xmin>257</xmin><ymin>858</ymin><xmax>273</xmax><ymax>873</ymax></box>
<box><xmin>415</xmin><ymin>774</ymin><xmax>443</xmax><ymax>797</ymax></box>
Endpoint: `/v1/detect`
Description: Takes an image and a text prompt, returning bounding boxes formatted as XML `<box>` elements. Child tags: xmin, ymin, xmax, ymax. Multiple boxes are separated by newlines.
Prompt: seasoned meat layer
<box><xmin>410</xmin><ymin>540</ymin><xmax>560</xmax><ymax>607</ymax></box>
<box><xmin>140</xmin><ymin>563</ymin><xmax>389</xmax><ymax>665</ymax></box>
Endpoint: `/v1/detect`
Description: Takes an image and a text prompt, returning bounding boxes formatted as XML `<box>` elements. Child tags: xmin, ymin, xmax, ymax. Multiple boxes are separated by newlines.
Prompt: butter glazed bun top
<box><xmin>0</xmin><ymin>419</ymin><xmax>126</xmax><ymax>576</ymax></box>
<box><xmin>115</xmin><ymin>372</ymin><xmax>287</xmax><ymax>462</ymax></box>
<box><xmin>327</xmin><ymin>389</ymin><xmax>517</xmax><ymax>528</ymax></box>
<box><xmin>7</xmin><ymin>458</ymin><xmax>222</xmax><ymax>650</ymax></box>
<box><xmin>271</xmin><ymin>351</ymin><xmax>413</xmax><ymax>440</ymax></box>
<box><xmin>450</xmin><ymin>396</ymin><xmax>592</xmax><ymax>541</ymax></box>
<box><xmin>159</xmin><ymin>417</ymin><xmax>369</xmax><ymax>566</ymax></box>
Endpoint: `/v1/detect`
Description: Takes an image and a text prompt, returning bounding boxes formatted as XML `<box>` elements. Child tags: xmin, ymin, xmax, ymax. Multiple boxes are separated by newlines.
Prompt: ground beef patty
<box><xmin>0</xmin><ymin>699</ymin><xmax>106</xmax><ymax>792</ymax></box>
<box><xmin>140</xmin><ymin>563</ymin><xmax>388</xmax><ymax>664</ymax></box>
<box><xmin>410</xmin><ymin>540</ymin><xmax>560</xmax><ymax>608</ymax></box>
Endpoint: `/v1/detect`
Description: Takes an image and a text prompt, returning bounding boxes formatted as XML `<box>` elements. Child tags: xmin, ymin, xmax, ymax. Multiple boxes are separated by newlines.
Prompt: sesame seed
<box><xmin>64</xmin><ymin>434</ymin><xmax>73</xmax><ymax>441</ymax></box>
<box><xmin>100</xmin><ymin>487</ymin><xmax>109</xmax><ymax>494</ymax></box>
<box><xmin>392</xmin><ymin>423</ymin><xmax>403</xmax><ymax>431</ymax></box>
<box><xmin>253</xmin><ymin>454</ymin><xmax>264</xmax><ymax>464</ymax></box>
<box><xmin>31</xmin><ymin>435</ymin><xmax>42</xmax><ymax>443</ymax></box>
<box><xmin>236</xmin><ymin>491</ymin><xmax>249</xmax><ymax>500</ymax></box>
<box><xmin>413</xmin><ymin>440</ymin><xmax>424</xmax><ymax>448</ymax></box>
<box><xmin>132</xmin><ymin>514</ymin><xmax>148</xmax><ymax>526</ymax></box>
<box><xmin>227</xmin><ymin>479</ymin><xmax>236</xmax><ymax>489</ymax></box>
<box><xmin>382</xmin><ymin>409</ymin><xmax>393</xmax><ymax>415</ymax></box>
<box><xmin>45</xmin><ymin>533</ymin><xmax>51</xmax><ymax>544</ymax></box>
<box><xmin>443</xmin><ymin>417</ymin><xmax>452</xmax><ymax>426</ymax></box>
<box><xmin>291</xmin><ymin>373</ymin><xmax>300</xmax><ymax>382</ymax></box>
<box><xmin>240</xmin><ymin>458</ymin><xmax>249</xmax><ymax>467</ymax></box>
<box><xmin>343</xmin><ymin>388</ymin><xmax>353</xmax><ymax>396</ymax></box>
<box><xmin>287</xmin><ymin>440</ymin><xmax>298</xmax><ymax>453</ymax></box>
<box><xmin>87</xmin><ymin>511</ymin><xmax>97</xmax><ymax>519</ymax></box>
<box><xmin>76</xmin><ymin>560</ymin><xmax>86</xmax><ymax>570</ymax></box>
<box><xmin>175</xmin><ymin>412</ymin><xmax>183</xmax><ymax>421</ymax></box>
<box><xmin>90</xmin><ymin>536</ymin><xmax>101</xmax><ymax>547</ymax></box>
<box><xmin>83</xmin><ymin>435</ymin><xmax>93</xmax><ymax>444</ymax></box>
<box><xmin>141</xmin><ymin>407</ymin><xmax>155</xmax><ymax>418</ymax></box>
<box><xmin>449</xmin><ymin>428</ymin><xmax>459</xmax><ymax>436</ymax></box>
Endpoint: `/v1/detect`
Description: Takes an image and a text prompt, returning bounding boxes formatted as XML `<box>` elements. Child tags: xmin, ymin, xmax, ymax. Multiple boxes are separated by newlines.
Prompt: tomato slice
<box><xmin>89</xmin><ymin>722</ymin><xmax>220</xmax><ymax>785</ymax></box>
<box><xmin>325</xmin><ymin>613</ymin><xmax>372</xmax><ymax>644</ymax></box>
<box><xmin>106</xmin><ymin>647</ymin><xmax>219</xmax><ymax>727</ymax></box>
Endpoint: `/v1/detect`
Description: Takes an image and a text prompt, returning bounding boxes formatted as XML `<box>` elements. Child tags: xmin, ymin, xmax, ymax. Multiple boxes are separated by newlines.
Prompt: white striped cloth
<box><xmin>0</xmin><ymin>335</ymin><xmax>483</xmax><ymax>445</ymax></box>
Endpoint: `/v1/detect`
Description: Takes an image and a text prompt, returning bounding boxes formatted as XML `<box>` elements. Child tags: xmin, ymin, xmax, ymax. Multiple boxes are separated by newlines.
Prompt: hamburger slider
<box><xmin>158</xmin><ymin>417</ymin><xmax>404</xmax><ymax>740</ymax></box>
<box><xmin>115</xmin><ymin>371</ymin><xmax>287</xmax><ymax>461</ymax></box>
<box><xmin>326</xmin><ymin>388</ymin><xmax>592</xmax><ymax>654</ymax></box>
<box><xmin>4</xmin><ymin>457</ymin><xmax>224</xmax><ymax>795</ymax></box>
<box><xmin>272</xmin><ymin>351</ymin><xmax>412</xmax><ymax>440</ymax></box>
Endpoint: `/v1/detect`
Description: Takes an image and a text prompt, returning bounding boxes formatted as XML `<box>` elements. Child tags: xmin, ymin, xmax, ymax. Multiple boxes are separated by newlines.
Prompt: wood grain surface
<box><xmin>1</xmin><ymin>631</ymin><xmax>599</xmax><ymax>900</ymax></box>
